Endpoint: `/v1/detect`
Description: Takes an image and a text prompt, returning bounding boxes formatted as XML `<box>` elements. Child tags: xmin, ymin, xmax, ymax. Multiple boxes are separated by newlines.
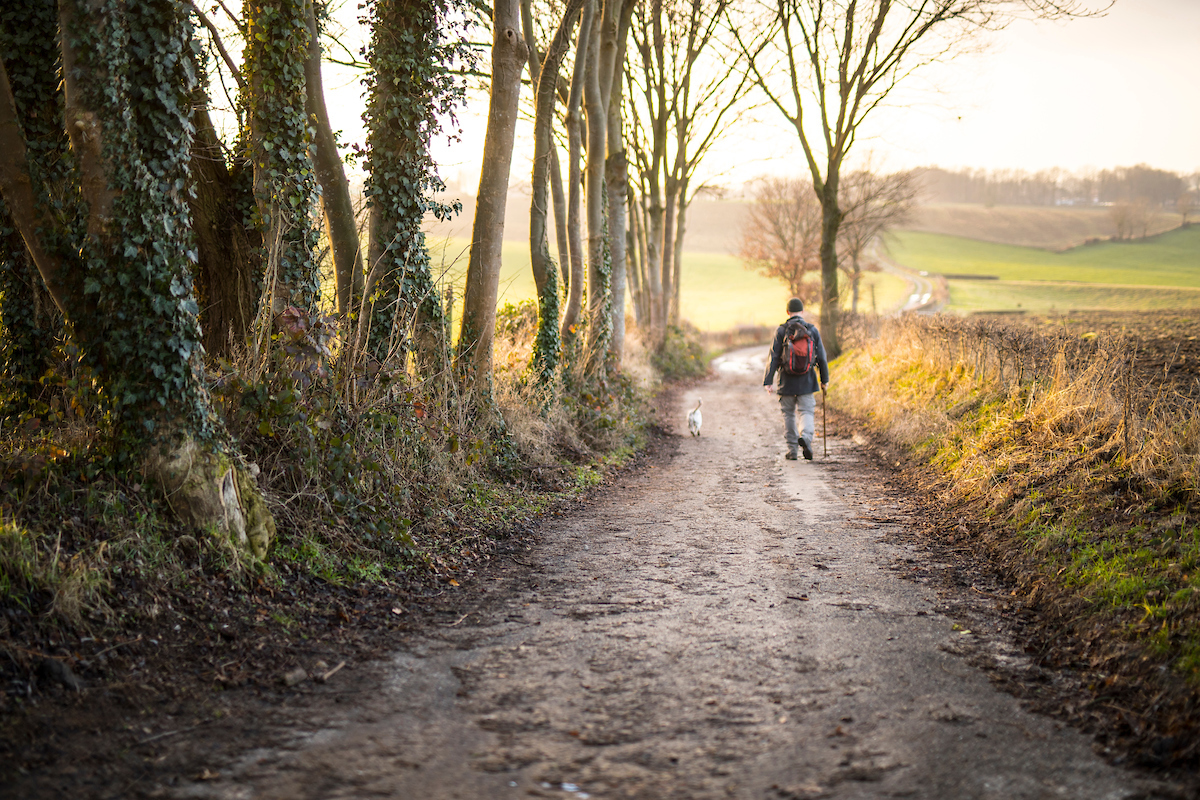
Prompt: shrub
<box><xmin>652</xmin><ymin>324</ymin><xmax>709</xmax><ymax>381</ymax></box>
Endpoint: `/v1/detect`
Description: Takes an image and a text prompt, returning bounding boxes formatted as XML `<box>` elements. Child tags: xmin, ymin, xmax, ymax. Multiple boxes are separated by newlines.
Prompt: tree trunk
<box><xmin>660</xmin><ymin>178</ymin><xmax>676</xmax><ymax>327</ymax></box>
<box><xmin>304</xmin><ymin>0</ymin><xmax>362</xmax><ymax>318</ymax></box>
<box><xmin>0</xmin><ymin>214</ymin><xmax>59</xmax><ymax>410</ymax></box>
<box><xmin>670</xmin><ymin>186</ymin><xmax>689</xmax><ymax>325</ymax></box>
<box><xmin>583</xmin><ymin>9</ymin><xmax>610</xmax><ymax>373</ymax></box>
<box><xmin>818</xmin><ymin>179</ymin><xmax>843</xmax><ymax>359</ymax></box>
<box><xmin>0</xmin><ymin>2</ymin><xmax>78</xmax><ymax>332</ymax></box>
<box><xmin>527</xmin><ymin>0</ymin><xmax>582</xmax><ymax>384</ymax></box>
<box><xmin>521</xmin><ymin>0</ymin><xmax>571</xmax><ymax>292</ymax></box>
<box><xmin>456</xmin><ymin>0</ymin><xmax>526</xmax><ymax>392</ymax></box>
<box><xmin>604</xmin><ymin>0</ymin><xmax>633</xmax><ymax>367</ymax></box>
<box><xmin>606</xmin><ymin>148</ymin><xmax>628</xmax><ymax>363</ymax></box>
<box><xmin>361</xmin><ymin>0</ymin><xmax>451</xmax><ymax>374</ymax></box>
<box><xmin>560</xmin><ymin>0</ymin><xmax>594</xmax><ymax>340</ymax></box>
<box><xmin>644</xmin><ymin>187</ymin><xmax>664</xmax><ymax>336</ymax></box>
<box><xmin>550</xmin><ymin>146</ymin><xmax>570</xmax><ymax>290</ymax></box>
<box><xmin>7</xmin><ymin>0</ymin><xmax>276</xmax><ymax>556</ymax></box>
<box><xmin>625</xmin><ymin>197</ymin><xmax>644</xmax><ymax>329</ymax></box>
<box><xmin>188</xmin><ymin>100</ymin><xmax>260</xmax><ymax>358</ymax></box>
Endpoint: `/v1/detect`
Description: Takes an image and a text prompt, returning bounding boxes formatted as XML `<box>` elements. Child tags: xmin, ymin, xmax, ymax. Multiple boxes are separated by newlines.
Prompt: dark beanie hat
<box><xmin>787</xmin><ymin>298</ymin><xmax>804</xmax><ymax>313</ymax></box>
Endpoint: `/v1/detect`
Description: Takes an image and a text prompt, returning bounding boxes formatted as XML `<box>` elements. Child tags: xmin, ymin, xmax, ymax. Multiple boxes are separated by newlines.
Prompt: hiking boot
<box><xmin>799</xmin><ymin>438</ymin><xmax>813</xmax><ymax>461</ymax></box>
<box><xmin>785</xmin><ymin>449</ymin><xmax>798</xmax><ymax>460</ymax></box>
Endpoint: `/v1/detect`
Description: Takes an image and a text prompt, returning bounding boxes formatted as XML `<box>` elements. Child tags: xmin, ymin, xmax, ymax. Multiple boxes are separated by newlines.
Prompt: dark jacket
<box><xmin>763</xmin><ymin>315</ymin><xmax>829</xmax><ymax>395</ymax></box>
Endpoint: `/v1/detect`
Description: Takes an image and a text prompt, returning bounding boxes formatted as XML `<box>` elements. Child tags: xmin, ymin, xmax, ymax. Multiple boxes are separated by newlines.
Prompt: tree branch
<box><xmin>0</xmin><ymin>60</ymin><xmax>72</xmax><ymax>315</ymax></box>
<box><xmin>189</xmin><ymin>1</ymin><xmax>247</xmax><ymax>91</ymax></box>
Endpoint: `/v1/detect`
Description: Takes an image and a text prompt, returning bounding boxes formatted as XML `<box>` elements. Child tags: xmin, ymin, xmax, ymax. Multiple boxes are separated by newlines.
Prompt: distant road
<box><xmin>872</xmin><ymin>240</ymin><xmax>942</xmax><ymax>314</ymax></box>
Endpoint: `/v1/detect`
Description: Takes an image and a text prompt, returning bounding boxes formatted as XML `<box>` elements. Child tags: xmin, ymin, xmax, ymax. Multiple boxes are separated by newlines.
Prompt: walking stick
<box><xmin>822</xmin><ymin>387</ymin><xmax>828</xmax><ymax>458</ymax></box>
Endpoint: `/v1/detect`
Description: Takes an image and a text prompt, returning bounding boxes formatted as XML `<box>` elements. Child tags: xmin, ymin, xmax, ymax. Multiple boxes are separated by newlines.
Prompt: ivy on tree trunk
<box><xmin>244</xmin><ymin>0</ymin><xmax>321</xmax><ymax>314</ymax></box>
<box><xmin>0</xmin><ymin>0</ymin><xmax>275</xmax><ymax>555</ymax></box>
<box><xmin>525</xmin><ymin>0</ymin><xmax>583</xmax><ymax>391</ymax></box>
<box><xmin>361</xmin><ymin>0</ymin><xmax>460</xmax><ymax>371</ymax></box>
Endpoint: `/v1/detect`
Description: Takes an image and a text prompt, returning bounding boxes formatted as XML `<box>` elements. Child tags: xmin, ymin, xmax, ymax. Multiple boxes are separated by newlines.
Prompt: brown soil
<box><xmin>1025</xmin><ymin>310</ymin><xmax>1200</xmax><ymax>396</ymax></box>
<box><xmin>904</xmin><ymin>204</ymin><xmax>1180</xmax><ymax>251</ymax></box>
<box><xmin>2</xmin><ymin>347</ymin><xmax>1196</xmax><ymax>799</ymax></box>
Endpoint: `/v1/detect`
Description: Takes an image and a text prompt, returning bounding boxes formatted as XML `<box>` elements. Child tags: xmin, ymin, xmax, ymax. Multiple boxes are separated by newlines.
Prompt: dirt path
<box><xmin>156</xmin><ymin>347</ymin><xmax>1176</xmax><ymax>800</ymax></box>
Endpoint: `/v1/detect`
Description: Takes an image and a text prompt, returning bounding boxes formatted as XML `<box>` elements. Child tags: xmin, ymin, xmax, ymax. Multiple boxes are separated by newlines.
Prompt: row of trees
<box><xmin>0</xmin><ymin>0</ymin><xmax>1104</xmax><ymax>551</ymax></box>
<box><xmin>917</xmin><ymin>164</ymin><xmax>1199</xmax><ymax>210</ymax></box>
<box><xmin>502</xmin><ymin>0</ymin><xmax>1104</xmax><ymax>373</ymax></box>
<box><xmin>0</xmin><ymin>0</ymin><xmax>475</xmax><ymax>553</ymax></box>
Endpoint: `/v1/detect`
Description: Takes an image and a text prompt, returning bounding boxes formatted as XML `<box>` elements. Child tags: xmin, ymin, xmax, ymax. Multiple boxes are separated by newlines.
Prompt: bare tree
<box><xmin>1109</xmin><ymin>198</ymin><xmax>1150</xmax><ymax>241</ymax></box>
<box><xmin>732</xmin><ymin>0</ymin><xmax>1103</xmax><ymax>358</ymax></box>
<box><xmin>1109</xmin><ymin>201</ymin><xmax>1134</xmax><ymax>241</ymax></box>
<box><xmin>625</xmin><ymin>0</ymin><xmax>667</xmax><ymax>335</ymax></box>
<box><xmin>625</xmin><ymin>0</ymin><xmax>749</xmax><ymax>336</ymax></box>
<box><xmin>838</xmin><ymin>167</ymin><xmax>918</xmax><ymax>313</ymax></box>
<box><xmin>737</xmin><ymin>175</ymin><xmax>823</xmax><ymax>300</ymax></box>
<box><xmin>1178</xmin><ymin>191</ymin><xmax>1194</xmax><ymax>227</ymax></box>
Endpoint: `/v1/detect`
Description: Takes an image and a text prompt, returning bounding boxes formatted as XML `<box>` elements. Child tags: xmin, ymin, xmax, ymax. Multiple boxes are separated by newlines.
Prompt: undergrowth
<box><xmin>836</xmin><ymin>315</ymin><xmax>1200</xmax><ymax>695</ymax></box>
<box><xmin>0</xmin><ymin>302</ymin><xmax>677</xmax><ymax>646</ymax></box>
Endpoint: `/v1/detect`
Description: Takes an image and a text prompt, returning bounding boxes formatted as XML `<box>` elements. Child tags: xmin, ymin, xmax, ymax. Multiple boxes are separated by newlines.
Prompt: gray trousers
<box><xmin>779</xmin><ymin>393</ymin><xmax>816</xmax><ymax>450</ymax></box>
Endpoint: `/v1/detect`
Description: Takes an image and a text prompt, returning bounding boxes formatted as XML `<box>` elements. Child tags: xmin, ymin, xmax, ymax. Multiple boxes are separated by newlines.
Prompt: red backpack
<box><xmin>780</xmin><ymin>318</ymin><xmax>815</xmax><ymax>375</ymax></box>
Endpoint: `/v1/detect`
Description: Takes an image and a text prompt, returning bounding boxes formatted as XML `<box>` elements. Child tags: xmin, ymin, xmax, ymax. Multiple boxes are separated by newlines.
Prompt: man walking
<box><xmin>763</xmin><ymin>298</ymin><xmax>829</xmax><ymax>460</ymax></box>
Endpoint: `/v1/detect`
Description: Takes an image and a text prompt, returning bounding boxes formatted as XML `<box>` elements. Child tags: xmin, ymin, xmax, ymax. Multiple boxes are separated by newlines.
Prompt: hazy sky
<box><xmin>874</xmin><ymin>0</ymin><xmax>1200</xmax><ymax>175</ymax></box>
<box><xmin>317</xmin><ymin>0</ymin><xmax>1199</xmax><ymax>192</ymax></box>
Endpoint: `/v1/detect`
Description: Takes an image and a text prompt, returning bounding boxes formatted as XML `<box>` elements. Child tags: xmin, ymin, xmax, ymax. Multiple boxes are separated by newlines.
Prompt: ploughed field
<box><xmin>1025</xmin><ymin>310</ymin><xmax>1200</xmax><ymax>396</ymax></box>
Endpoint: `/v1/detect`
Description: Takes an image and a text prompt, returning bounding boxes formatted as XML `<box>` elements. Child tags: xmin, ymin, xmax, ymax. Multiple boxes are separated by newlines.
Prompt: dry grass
<box><xmin>836</xmin><ymin>314</ymin><xmax>1200</xmax><ymax>761</ymax></box>
<box><xmin>838</xmin><ymin>316</ymin><xmax>1200</xmax><ymax>504</ymax></box>
<box><xmin>0</xmin><ymin>522</ymin><xmax>110</xmax><ymax>627</ymax></box>
<box><xmin>839</xmin><ymin>318</ymin><xmax>1200</xmax><ymax>677</ymax></box>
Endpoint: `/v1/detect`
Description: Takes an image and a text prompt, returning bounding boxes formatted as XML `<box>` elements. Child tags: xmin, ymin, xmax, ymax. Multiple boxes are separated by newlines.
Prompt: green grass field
<box><xmin>889</xmin><ymin>227</ymin><xmax>1200</xmax><ymax>285</ymax></box>
<box><xmin>429</xmin><ymin>236</ymin><xmax>910</xmax><ymax>332</ymax></box>
<box><xmin>946</xmin><ymin>281</ymin><xmax>1200</xmax><ymax>314</ymax></box>
<box><xmin>886</xmin><ymin>226</ymin><xmax>1200</xmax><ymax>313</ymax></box>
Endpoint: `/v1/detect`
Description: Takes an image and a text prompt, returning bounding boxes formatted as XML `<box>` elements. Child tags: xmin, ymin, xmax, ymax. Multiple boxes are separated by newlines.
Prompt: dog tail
<box><xmin>693</xmin><ymin>398</ymin><xmax>702</xmax><ymax>412</ymax></box>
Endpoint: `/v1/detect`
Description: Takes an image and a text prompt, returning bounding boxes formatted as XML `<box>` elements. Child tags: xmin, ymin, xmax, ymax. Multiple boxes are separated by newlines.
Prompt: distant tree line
<box><xmin>915</xmin><ymin>165</ymin><xmax>1199</xmax><ymax>210</ymax></box>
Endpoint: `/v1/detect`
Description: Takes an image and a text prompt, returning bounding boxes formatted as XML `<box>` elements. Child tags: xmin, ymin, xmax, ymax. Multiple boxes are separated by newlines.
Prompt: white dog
<box><xmin>687</xmin><ymin>398</ymin><xmax>702</xmax><ymax>437</ymax></box>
